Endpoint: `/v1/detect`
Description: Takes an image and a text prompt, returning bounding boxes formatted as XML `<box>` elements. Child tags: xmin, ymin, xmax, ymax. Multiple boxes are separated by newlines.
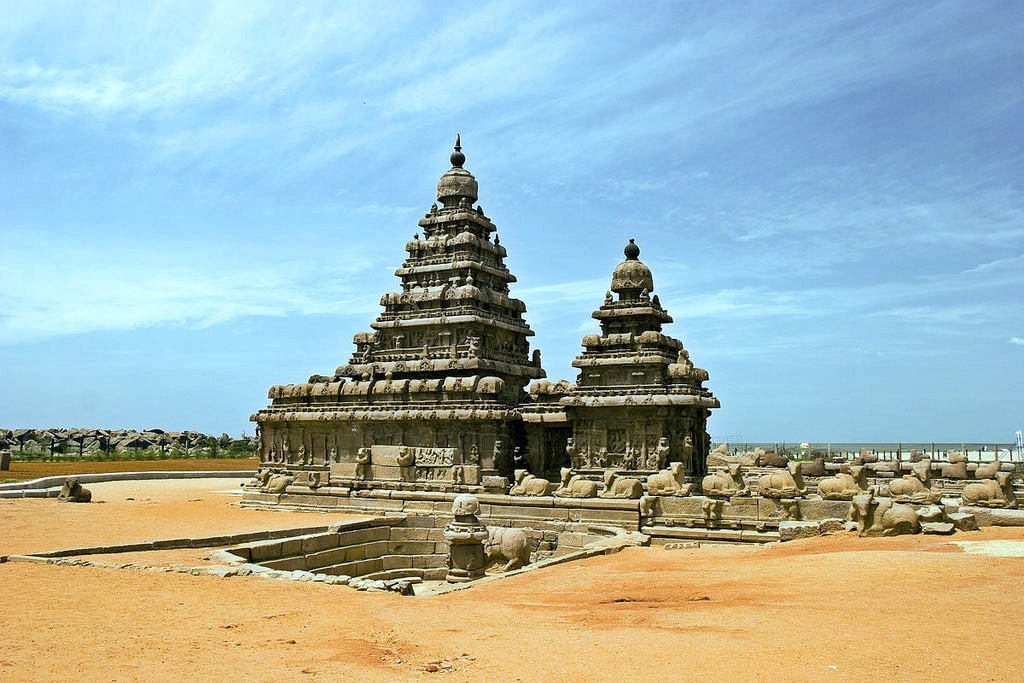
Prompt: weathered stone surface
<box><xmin>778</xmin><ymin>521</ymin><xmax>820</xmax><ymax>542</ymax></box>
<box><xmin>959</xmin><ymin>506</ymin><xmax>1024</xmax><ymax>527</ymax></box>
<box><xmin>922</xmin><ymin>522</ymin><xmax>955</xmax><ymax>535</ymax></box>
<box><xmin>916</xmin><ymin>505</ymin><xmax>945</xmax><ymax>523</ymax></box>
<box><xmin>947</xmin><ymin>512</ymin><xmax>979</xmax><ymax>531</ymax></box>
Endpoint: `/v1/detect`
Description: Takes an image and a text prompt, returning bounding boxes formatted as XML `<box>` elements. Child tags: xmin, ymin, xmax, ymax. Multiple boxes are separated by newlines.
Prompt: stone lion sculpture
<box><xmin>484</xmin><ymin>527</ymin><xmax>531</xmax><ymax>572</ymax></box>
<box><xmin>262</xmin><ymin>473</ymin><xmax>294</xmax><ymax>493</ymax></box>
<box><xmin>57</xmin><ymin>477</ymin><xmax>92</xmax><ymax>503</ymax></box>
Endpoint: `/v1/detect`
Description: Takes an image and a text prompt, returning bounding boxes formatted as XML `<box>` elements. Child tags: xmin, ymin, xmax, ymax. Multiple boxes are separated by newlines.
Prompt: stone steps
<box><xmin>642</xmin><ymin>525</ymin><xmax>778</xmax><ymax>544</ymax></box>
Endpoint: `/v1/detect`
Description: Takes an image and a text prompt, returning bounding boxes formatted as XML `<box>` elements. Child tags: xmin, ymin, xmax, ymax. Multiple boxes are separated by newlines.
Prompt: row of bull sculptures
<box><xmin>506</xmin><ymin>456</ymin><xmax>1017</xmax><ymax>509</ymax></box>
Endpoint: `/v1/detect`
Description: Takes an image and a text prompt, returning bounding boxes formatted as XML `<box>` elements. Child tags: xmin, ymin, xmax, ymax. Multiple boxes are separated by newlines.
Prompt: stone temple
<box><xmin>250</xmin><ymin>137</ymin><xmax>717</xmax><ymax>495</ymax></box>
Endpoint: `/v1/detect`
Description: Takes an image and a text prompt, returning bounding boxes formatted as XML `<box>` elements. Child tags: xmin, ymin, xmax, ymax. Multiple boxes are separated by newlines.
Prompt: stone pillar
<box><xmin>0</xmin><ymin>450</ymin><xmax>10</xmax><ymax>471</ymax></box>
<box><xmin>444</xmin><ymin>494</ymin><xmax>489</xmax><ymax>583</ymax></box>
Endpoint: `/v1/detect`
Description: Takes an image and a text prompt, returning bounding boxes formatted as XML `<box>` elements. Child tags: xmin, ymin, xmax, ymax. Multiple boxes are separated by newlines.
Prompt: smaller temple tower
<box><xmin>558</xmin><ymin>239</ymin><xmax>719</xmax><ymax>477</ymax></box>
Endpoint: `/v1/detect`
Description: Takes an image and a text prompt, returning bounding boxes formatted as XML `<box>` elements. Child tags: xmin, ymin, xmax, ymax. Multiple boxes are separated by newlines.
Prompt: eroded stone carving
<box><xmin>57</xmin><ymin>477</ymin><xmax>91</xmax><ymax>503</ymax></box>
<box><xmin>509</xmin><ymin>469</ymin><xmax>555</xmax><ymax>496</ymax></box>
<box><xmin>817</xmin><ymin>465</ymin><xmax>868</xmax><ymax>500</ymax></box>
<box><xmin>758</xmin><ymin>462</ymin><xmax>808</xmax><ymax>499</ymax></box>
<box><xmin>600</xmin><ymin>470</ymin><xmax>643</xmax><ymax>499</ymax></box>
<box><xmin>445</xmin><ymin>493</ymin><xmax>489</xmax><ymax>583</ymax></box>
<box><xmin>355</xmin><ymin>447</ymin><xmax>372</xmax><ymax>481</ymax></box>
<box><xmin>646</xmin><ymin>462</ymin><xmax>693</xmax><ymax>496</ymax></box>
<box><xmin>702</xmin><ymin>463</ymin><xmax>748</xmax><ymax>498</ymax></box>
<box><xmin>553</xmin><ymin>468</ymin><xmax>598</xmax><ymax>498</ymax></box>
<box><xmin>886</xmin><ymin>458</ymin><xmax>941</xmax><ymax>504</ymax></box>
<box><xmin>484</xmin><ymin>527</ymin><xmax>531</xmax><ymax>572</ymax></box>
<box><xmin>961</xmin><ymin>471</ymin><xmax>1017</xmax><ymax>508</ymax></box>
<box><xmin>848</xmin><ymin>492</ymin><xmax>920</xmax><ymax>537</ymax></box>
<box><xmin>262</xmin><ymin>473</ymin><xmax>294</xmax><ymax>493</ymax></box>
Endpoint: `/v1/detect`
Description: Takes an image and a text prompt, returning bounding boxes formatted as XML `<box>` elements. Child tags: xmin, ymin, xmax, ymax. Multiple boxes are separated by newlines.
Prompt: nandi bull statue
<box><xmin>509</xmin><ymin>469</ymin><xmax>555</xmax><ymax>496</ymax></box>
<box><xmin>847</xmin><ymin>491</ymin><xmax>920</xmax><ymax>537</ymax></box>
<box><xmin>646</xmin><ymin>462</ymin><xmax>693</xmax><ymax>497</ymax></box>
<box><xmin>57</xmin><ymin>477</ymin><xmax>92</xmax><ymax>503</ymax></box>
<box><xmin>961</xmin><ymin>471</ymin><xmax>1017</xmax><ymax>508</ymax></box>
<box><xmin>484</xmin><ymin>527</ymin><xmax>532</xmax><ymax>572</ymax></box>
<box><xmin>885</xmin><ymin>458</ymin><xmax>941</xmax><ymax>504</ymax></box>
<box><xmin>553</xmin><ymin>468</ymin><xmax>599</xmax><ymax>498</ymax></box>
<box><xmin>600</xmin><ymin>470</ymin><xmax>644</xmax><ymax>499</ymax></box>
<box><xmin>757</xmin><ymin>461</ymin><xmax>807</xmax><ymax>499</ymax></box>
<box><xmin>701</xmin><ymin>463</ymin><xmax>748</xmax><ymax>498</ymax></box>
<box><xmin>817</xmin><ymin>465</ymin><xmax>869</xmax><ymax>500</ymax></box>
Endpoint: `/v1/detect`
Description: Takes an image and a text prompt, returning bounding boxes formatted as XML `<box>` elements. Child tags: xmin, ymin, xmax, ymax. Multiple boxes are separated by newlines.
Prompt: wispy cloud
<box><xmin>0</xmin><ymin>230</ymin><xmax>380</xmax><ymax>344</ymax></box>
<box><xmin>1011</xmin><ymin>337</ymin><xmax>1024</xmax><ymax>347</ymax></box>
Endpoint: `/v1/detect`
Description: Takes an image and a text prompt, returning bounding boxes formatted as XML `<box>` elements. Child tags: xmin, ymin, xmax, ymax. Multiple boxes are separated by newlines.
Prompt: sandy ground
<box><xmin>2</xmin><ymin>479</ymin><xmax>1023</xmax><ymax>682</ymax></box>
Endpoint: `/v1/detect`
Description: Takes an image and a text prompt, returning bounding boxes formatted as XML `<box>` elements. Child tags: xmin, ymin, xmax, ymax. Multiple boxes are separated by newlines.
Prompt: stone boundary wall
<box><xmin>224</xmin><ymin>515</ymin><xmax>648</xmax><ymax>588</ymax></box>
<box><xmin>0</xmin><ymin>470</ymin><xmax>255</xmax><ymax>498</ymax></box>
<box><xmin>242</xmin><ymin>488</ymin><xmax>641</xmax><ymax>533</ymax></box>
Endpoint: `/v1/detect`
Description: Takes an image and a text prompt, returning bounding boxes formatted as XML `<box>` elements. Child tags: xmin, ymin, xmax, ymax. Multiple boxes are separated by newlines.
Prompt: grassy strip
<box><xmin>0</xmin><ymin>458</ymin><xmax>259</xmax><ymax>484</ymax></box>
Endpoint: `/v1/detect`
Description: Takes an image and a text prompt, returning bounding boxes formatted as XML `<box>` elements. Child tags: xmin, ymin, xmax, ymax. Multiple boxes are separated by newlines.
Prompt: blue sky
<box><xmin>1</xmin><ymin>1</ymin><xmax>1021</xmax><ymax>442</ymax></box>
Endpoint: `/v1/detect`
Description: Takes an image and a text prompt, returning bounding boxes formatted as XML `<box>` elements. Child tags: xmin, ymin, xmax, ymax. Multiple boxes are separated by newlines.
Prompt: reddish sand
<box><xmin>2</xmin><ymin>478</ymin><xmax>1023</xmax><ymax>682</ymax></box>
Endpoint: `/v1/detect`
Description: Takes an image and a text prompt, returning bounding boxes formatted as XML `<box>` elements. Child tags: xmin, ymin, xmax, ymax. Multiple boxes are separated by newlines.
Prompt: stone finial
<box><xmin>451</xmin><ymin>134</ymin><xmax>465</xmax><ymax>168</ymax></box>
<box><xmin>624</xmin><ymin>238</ymin><xmax>640</xmax><ymax>260</ymax></box>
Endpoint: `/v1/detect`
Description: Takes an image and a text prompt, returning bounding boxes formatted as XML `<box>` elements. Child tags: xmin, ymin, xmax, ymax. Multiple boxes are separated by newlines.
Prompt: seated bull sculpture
<box><xmin>701</xmin><ymin>463</ymin><xmax>748</xmax><ymax>498</ymax></box>
<box><xmin>885</xmin><ymin>458</ymin><xmax>941</xmax><ymax>504</ymax></box>
<box><xmin>57</xmin><ymin>477</ymin><xmax>92</xmax><ymax>503</ymax></box>
<box><xmin>646</xmin><ymin>462</ymin><xmax>693</xmax><ymax>497</ymax></box>
<box><xmin>600</xmin><ymin>470</ymin><xmax>643</xmax><ymax>499</ymax></box>
<box><xmin>817</xmin><ymin>465</ymin><xmax>868</xmax><ymax>501</ymax></box>
<box><xmin>484</xmin><ymin>527</ymin><xmax>531</xmax><ymax>572</ymax></box>
<box><xmin>553</xmin><ymin>468</ymin><xmax>598</xmax><ymax>498</ymax></box>
<box><xmin>962</xmin><ymin>471</ymin><xmax>1017</xmax><ymax>508</ymax></box>
<box><xmin>509</xmin><ymin>469</ymin><xmax>555</xmax><ymax>496</ymax></box>
<box><xmin>848</xmin><ymin>492</ymin><xmax>919</xmax><ymax>537</ymax></box>
<box><xmin>757</xmin><ymin>461</ymin><xmax>807</xmax><ymax>499</ymax></box>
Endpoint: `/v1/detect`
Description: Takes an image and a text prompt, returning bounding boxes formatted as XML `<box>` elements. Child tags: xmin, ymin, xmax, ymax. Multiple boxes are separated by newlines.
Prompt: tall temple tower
<box><xmin>252</xmin><ymin>137</ymin><xmax>545</xmax><ymax>480</ymax></box>
<box><xmin>558</xmin><ymin>239</ymin><xmax>719</xmax><ymax>477</ymax></box>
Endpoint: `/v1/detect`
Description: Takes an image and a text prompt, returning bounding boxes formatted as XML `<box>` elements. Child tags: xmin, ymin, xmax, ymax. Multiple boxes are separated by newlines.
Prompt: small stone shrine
<box><xmin>527</xmin><ymin>239</ymin><xmax>719</xmax><ymax>478</ymax></box>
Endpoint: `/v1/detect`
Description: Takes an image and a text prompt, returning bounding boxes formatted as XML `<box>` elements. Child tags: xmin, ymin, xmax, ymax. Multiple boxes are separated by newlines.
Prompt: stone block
<box><xmin>795</xmin><ymin>498</ymin><xmax>852</xmax><ymax>521</ymax></box>
<box><xmin>921</xmin><ymin>522</ymin><xmax>955</xmax><ymax>535</ymax></box>
<box><xmin>280</xmin><ymin>537</ymin><xmax>304</xmax><ymax>557</ymax></box>
<box><xmin>959</xmin><ymin>506</ymin><xmax>1024</xmax><ymax>527</ymax></box>
<box><xmin>915</xmin><ymin>505</ymin><xmax>945</xmax><ymax>523</ymax></box>
<box><xmin>411</xmin><ymin>554</ymin><xmax>447</xmax><ymax>569</ymax></box>
<box><xmin>335</xmin><ymin>527</ymin><xmax>390</xmax><ymax>546</ymax></box>
<box><xmin>818</xmin><ymin>518</ymin><xmax>846</xmax><ymax>534</ymax></box>
<box><xmin>481</xmin><ymin>476</ymin><xmax>509</xmax><ymax>492</ymax></box>
<box><xmin>249</xmin><ymin>541</ymin><xmax>284</xmax><ymax>563</ymax></box>
<box><xmin>947</xmin><ymin>512</ymin><xmax>979</xmax><ymax>531</ymax></box>
<box><xmin>300</xmin><ymin>534</ymin><xmax>338</xmax><ymax>555</ymax></box>
<box><xmin>778</xmin><ymin>521</ymin><xmax>821</xmax><ymax>542</ymax></box>
<box><xmin>387</xmin><ymin>540</ymin><xmax>437</xmax><ymax>555</ymax></box>
<box><xmin>388</xmin><ymin>527</ymin><xmax>429</xmax><ymax>541</ymax></box>
<box><xmin>649</xmin><ymin>496</ymin><xmax>703</xmax><ymax>517</ymax></box>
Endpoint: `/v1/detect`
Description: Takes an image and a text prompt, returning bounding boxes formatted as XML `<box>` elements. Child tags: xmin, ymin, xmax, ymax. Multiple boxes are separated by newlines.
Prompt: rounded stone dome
<box><xmin>437</xmin><ymin>135</ymin><xmax>478</xmax><ymax>206</ymax></box>
<box><xmin>610</xmin><ymin>239</ymin><xmax>654</xmax><ymax>294</ymax></box>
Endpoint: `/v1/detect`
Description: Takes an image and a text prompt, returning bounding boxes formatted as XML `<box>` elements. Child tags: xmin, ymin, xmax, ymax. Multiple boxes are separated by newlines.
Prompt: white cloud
<box><xmin>1010</xmin><ymin>337</ymin><xmax>1024</xmax><ymax>347</ymax></box>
